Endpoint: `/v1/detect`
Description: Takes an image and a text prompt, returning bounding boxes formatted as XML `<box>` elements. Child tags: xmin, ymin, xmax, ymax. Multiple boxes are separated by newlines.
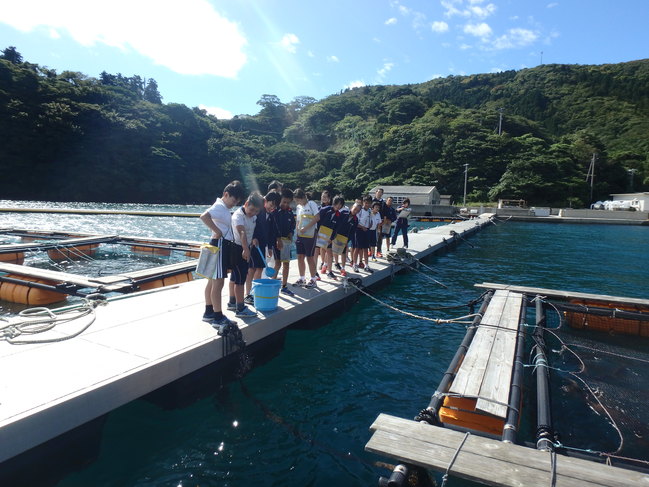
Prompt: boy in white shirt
<box><xmin>198</xmin><ymin>180</ymin><xmax>245</xmax><ymax>327</ymax></box>
<box><xmin>369</xmin><ymin>202</ymin><xmax>382</xmax><ymax>262</ymax></box>
<box><xmin>353</xmin><ymin>195</ymin><xmax>373</xmax><ymax>273</ymax></box>
<box><xmin>227</xmin><ymin>192</ymin><xmax>263</xmax><ymax>317</ymax></box>
<box><xmin>293</xmin><ymin>188</ymin><xmax>320</xmax><ymax>288</ymax></box>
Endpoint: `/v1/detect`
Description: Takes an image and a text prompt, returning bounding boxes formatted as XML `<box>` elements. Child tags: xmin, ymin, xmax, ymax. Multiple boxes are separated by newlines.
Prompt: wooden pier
<box><xmin>366</xmin><ymin>414</ymin><xmax>649</xmax><ymax>487</ymax></box>
<box><xmin>0</xmin><ymin>216</ymin><xmax>492</xmax><ymax>466</ymax></box>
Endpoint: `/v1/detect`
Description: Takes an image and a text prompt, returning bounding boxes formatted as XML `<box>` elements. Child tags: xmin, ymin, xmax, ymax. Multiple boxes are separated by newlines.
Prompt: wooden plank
<box><xmin>476</xmin><ymin>282</ymin><xmax>649</xmax><ymax>307</ymax></box>
<box><xmin>0</xmin><ymin>263</ymin><xmax>103</xmax><ymax>288</ymax></box>
<box><xmin>449</xmin><ymin>290</ymin><xmax>509</xmax><ymax>397</ymax></box>
<box><xmin>367</xmin><ymin>414</ymin><xmax>649</xmax><ymax>487</ymax></box>
<box><xmin>476</xmin><ymin>292</ymin><xmax>522</xmax><ymax>417</ymax></box>
<box><xmin>0</xmin><ymin>235</ymin><xmax>118</xmax><ymax>254</ymax></box>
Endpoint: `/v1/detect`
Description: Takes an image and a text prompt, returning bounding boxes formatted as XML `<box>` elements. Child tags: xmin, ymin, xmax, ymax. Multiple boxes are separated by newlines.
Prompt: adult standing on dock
<box><xmin>198</xmin><ymin>180</ymin><xmax>246</xmax><ymax>326</ymax></box>
<box><xmin>391</xmin><ymin>198</ymin><xmax>412</xmax><ymax>248</ymax></box>
<box><xmin>372</xmin><ymin>188</ymin><xmax>386</xmax><ymax>257</ymax></box>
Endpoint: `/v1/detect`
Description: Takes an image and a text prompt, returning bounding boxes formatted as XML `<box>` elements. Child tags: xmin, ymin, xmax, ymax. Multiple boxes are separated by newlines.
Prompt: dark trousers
<box><xmin>391</xmin><ymin>219</ymin><xmax>408</xmax><ymax>247</ymax></box>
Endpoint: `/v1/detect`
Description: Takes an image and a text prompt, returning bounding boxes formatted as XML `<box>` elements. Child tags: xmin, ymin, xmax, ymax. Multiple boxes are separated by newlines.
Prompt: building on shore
<box><xmin>369</xmin><ymin>186</ymin><xmax>456</xmax><ymax>216</ymax></box>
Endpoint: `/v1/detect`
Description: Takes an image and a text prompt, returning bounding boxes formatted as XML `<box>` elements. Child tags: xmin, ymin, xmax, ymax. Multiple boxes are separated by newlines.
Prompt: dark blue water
<box><xmin>1</xmin><ymin>204</ymin><xmax>648</xmax><ymax>486</ymax></box>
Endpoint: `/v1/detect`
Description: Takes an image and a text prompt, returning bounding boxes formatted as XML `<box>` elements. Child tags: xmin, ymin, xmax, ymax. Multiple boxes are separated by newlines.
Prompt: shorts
<box><xmin>368</xmin><ymin>229</ymin><xmax>377</xmax><ymax>247</ymax></box>
<box><xmin>248</xmin><ymin>245</ymin><xmax>266</xmax><ymax>269</ymax></box>
<box><xmin>229</xmin><ymin>243</ymin><xmax>249</xmax><ymax>285</ymax></box>
<box><xmin>296</xmin><ymin>236</ymin><xmax>316</xmax><ymax>257</ymax></box>
<box><xmin>196</xmin><ymin>237</ymin><xmax>232</xmax><ymax>279</ymax></box>
<box><xmin>355</xmin><ymin>228</ymin><xmax>369</xmax><ymax>249</ymax></box>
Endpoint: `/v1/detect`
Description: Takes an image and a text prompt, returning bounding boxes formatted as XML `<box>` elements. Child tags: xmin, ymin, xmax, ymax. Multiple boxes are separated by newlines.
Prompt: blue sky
<box><xmin>1</xmin><ymin>0</ymin><xmax>647</xmax><ymax>118</ymax></box>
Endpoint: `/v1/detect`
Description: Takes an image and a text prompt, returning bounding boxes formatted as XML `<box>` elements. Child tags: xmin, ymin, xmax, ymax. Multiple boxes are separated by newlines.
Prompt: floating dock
<box><xmin>0</xmin><ymin>216</ymin><xmax>492</xmax><ymax>468</ymax></box>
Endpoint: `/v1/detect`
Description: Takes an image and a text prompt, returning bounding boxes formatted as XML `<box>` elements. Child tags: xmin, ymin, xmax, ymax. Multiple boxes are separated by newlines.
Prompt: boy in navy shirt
<box><xmin>272</xmin><ymin>188</ymin><xmax>296</xmax><ymax>295</ymax></box>
<box><xmin>317</xmin><ymin>195</ymin><xmax>345</xmax><ymax>279</ymax></box>
<box><xmin>333</xmin><ymin>203</ymin><xmax>361</xmax><ymax>277</ymax></box>
<box><xmin>244</xmin><ymin>191</ymin><xmax>281</xmax><ymax>304</ymax></box>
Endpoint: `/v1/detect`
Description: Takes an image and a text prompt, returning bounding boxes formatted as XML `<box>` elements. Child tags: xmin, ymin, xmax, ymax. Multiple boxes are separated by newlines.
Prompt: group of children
<box><xmin>198</xmin><ymin>181</ymin><xmax>412</xmax><ymax>326</ymax></box>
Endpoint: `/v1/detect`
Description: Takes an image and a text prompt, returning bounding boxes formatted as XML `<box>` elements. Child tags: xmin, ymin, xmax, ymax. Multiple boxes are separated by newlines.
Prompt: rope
<box><xmin>0</xmin><ymin>295</ymin><xmax>107</xmax><ymax>344</ymax></box>
<box><xmin>440</xmin><ymin>432</ymin><xmax>470</xmax><ymax>487</ymax></box>
<box><xmin>343</xmin><ymin>279</ymin><xmax>479</xmax><ymax>325</ymax></box>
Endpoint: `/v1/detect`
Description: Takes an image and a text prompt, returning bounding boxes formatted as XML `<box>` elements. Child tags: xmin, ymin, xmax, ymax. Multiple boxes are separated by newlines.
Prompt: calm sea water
<box><xmin>1</xmin><ymin>202</ymin><xmax>648</xmax><ymax>486</ymax></box>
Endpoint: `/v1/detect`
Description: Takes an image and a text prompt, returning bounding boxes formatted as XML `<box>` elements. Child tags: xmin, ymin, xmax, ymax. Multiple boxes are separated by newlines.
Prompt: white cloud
<box><xmin>464</xmin><ymin>22</ymin><xmax>492</xmax><ymax>38</ymax></box>
<box><xmin>199</xmin><ymin>104</ymin><xmax>233</xmax><ymax>119</ymax></box>
<box><xmin>431</xmin><ymin>20</ymin><xmax>449</xmax><ymax>33</ymax></box>
<box><xmin>547</xmin><ymin>2</ymin><xmax>559</xmax><ymax>7</ymax></box>
<box><xmin>376</xmin><ymin>62</ymin><xmax>394</xmax><ymax>82</ymax></box>
<box><xmin>307</xmin><ymin>50</ymin><xmax>315</xmax><ymax>58</ymax></box>
<box><xmin>469</xmin><ymin>3</ymin><xmax>496</xmax><ymax>18</ymax></box>
<box><xmin>279</xmin><ymin>33</ymin><xmax>299</xmax><ymax>53</ymax></box>
<box><xmin>0</xmin><ymin>0</ymin><xmax>247</xmax><ymax>78</ymax></box>
<box><xmin>344</xmin><ymin>80</ymin><xmax>366</xmax><ymax>90</ymax></box>
<box><xmin>442</xmin><ymin>0</ymin><xmax>495</xmax><ymax>19</ymax></box>
<box><xmin>385</xmin><ymin>17</ymin><xmax>397</xmax><ymax>25</ymax></box>
<box><xmin>459</xmin><ymin>43</ymin><xmax>472</xmax><ymax>50</ymax></box>
<box><xmin>327</xmin><ymin>55</ymin><xmax>340</xmax><ymax>63</ymax></box>
<box><xmin>492</xmin><ymin>27</ymin><xmax>538</xmax><ymax>49</ymax></box>
<box><xmin>430</xmin><ymin>73</ymin><xmax>444</xmax><ymax>79</ymax></box>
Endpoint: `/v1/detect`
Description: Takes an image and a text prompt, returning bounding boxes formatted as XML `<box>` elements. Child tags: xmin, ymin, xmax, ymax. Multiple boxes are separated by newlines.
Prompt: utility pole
<box><xmin>585</xmin><ymin>153</ymin><xmax>597</xmax><ymax>203</ymax></box>
<box><xmin>463</xmin><ymin>163</ymin><xmax>469</xmax><ymax>205</ymax></box>
<box><xmin>497</xmin><ymin>107</ymin><xmax>505</xmax><ymax>136</ymax></box>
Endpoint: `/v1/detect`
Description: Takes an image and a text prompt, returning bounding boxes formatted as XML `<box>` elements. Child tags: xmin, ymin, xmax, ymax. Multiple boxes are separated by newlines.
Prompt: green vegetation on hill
<box><xmin>1</xmin><ymin>45</ymin><xmax>647</xmax><ymax>205</ymax></box>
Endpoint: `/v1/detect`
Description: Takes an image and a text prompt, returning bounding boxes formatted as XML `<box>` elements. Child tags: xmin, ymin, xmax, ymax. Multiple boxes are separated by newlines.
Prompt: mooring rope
<box><xmin>440</xmin><ymin>431</ymin><xmax>470</xmax><ymax>487</ymax></box>
<box><xmin>342</xmin><ymin>279</ymin><xmax>479</xmax><ymax>325</ymax></box>
<box><xmin>0</xmin><ymin>295</ymin><xmax>107</xmax><ymax>344</ymax></box>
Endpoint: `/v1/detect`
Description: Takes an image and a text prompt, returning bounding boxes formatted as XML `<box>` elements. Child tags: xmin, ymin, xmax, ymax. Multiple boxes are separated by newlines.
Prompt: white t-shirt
<box><xmin>207</xmin><ymin>198</ymin><xmax>234</xmax><ymax>241</ymax></box>
<box><xmin>231</xmin><ymin>206</ymin><xmax>257</xmax><ymax>246</ymax></box>
<box><xmin>296</xmin><ymin>200</ymin><xmax>319</xmax><ymax>237</ymax></box>
<box><xmin>358</xmin><ymin>207</ymin><xmax>371</xmax><ymax>229</ymax></box>
<box><xmin>369</xmin><ymin>212</ymin><xmax>382</xmax><ymax>230</ymax></box>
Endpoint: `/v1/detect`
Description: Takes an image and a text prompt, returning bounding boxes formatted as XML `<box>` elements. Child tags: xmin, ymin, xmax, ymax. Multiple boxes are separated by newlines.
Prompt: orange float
<box><xmin>565</xmin><ymin>299</ymin><xmax>649</xmax><ymax>337</ymax></box>
<box><xmin>438</xmin><ymin>396</ymin><xmax>506</xmax><ymax>436</ymax></box>
<box><xmin>0</xmin><ymin>252</ymin><xmax>25</xmax><ymax>265</ymax></box>
<box><xmin>47</xmin><ymin>244</ymin><xmax>98</xmax><ymax>261</ymax></box>
<box><xmin>0</xmin><ymin>274</ymin><xmax>66</xmax><ymax>305</ymax></box>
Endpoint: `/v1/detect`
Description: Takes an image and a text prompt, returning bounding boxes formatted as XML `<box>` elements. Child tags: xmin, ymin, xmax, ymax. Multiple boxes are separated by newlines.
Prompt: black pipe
<box><xmin>502</xmin><ymin>297</ymin><xmax>527</xmax><ymax>443</ymax></box>
<box><xmin>415</xmin><ymin>291</ymin><xmax>493</xmax><ymax>424</ymax></box>
<box><xmin>378</xmin><ymin>464</ymin><xmax>409</xmax><ymax>487</ymax></box>
<box><xmin>0</xmin><ymin>275</ymin><xmax>86</xmax><ymax>297</ymax></box>
<box><xmin>550</xmin><ymin>302</ymin><xmax>649</xmax><ymax>322</ymax></box>
<box><xmin>534</xmin><ymin>296</ymin><xmax>553</xmax><ymax>451</ymax></box>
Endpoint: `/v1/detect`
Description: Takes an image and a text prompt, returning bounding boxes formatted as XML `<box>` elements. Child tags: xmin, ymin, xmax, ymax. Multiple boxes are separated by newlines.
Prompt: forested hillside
<box><xmin>1</xmin><ymin>46</ymin><xmax>647</xmax><ymax>206</ymax></box>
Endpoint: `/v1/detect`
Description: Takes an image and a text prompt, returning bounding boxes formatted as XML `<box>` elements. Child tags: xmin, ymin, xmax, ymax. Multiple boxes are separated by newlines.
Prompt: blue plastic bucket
<box><xmin>251</xmin><ymin>278</ymin><xmax>281</xmax><ymax>311</ymax></box>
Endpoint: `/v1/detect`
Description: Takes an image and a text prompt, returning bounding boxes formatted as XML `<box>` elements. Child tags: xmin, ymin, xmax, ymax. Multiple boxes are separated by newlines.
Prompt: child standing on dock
<box><xmin>369</xmin><ymin>202</ymin><xmax>382</xmax><ymax>261</ymax></box>
<box><xmin>244</xmin><ymin>191</ymin><xmax>281</xmax><ymax>305</ymax></box>
<box><xmin>314</xmin><ymin>190</ymin><xmax>331</xmax><ymax>276</ymax></box>
<box><xmin>353</xmin><ymin>196</ymin><xmax>372</xmax><ymax>273</ymax></box>
<box><xmin>227</xmin><ymin>192</ymin><xmax>263</xmax><ymax>317</ymax></box>
<box><xmin>198</xmin><ymin>180</ymin><xmax>246</xmax><ymax>326</ymax></box>
<box><xmin>318</xmin><ymin>195</ymin><xmax>344</xmax><ymax>279</ymax></box>
<box><xmin>272</xmin><ymin>188</ymin><xmax>296</xmax><ymax>296</ymax></box>
<box><xmin>293</xmin><ymin>189</ymin><xmax>319</xmax><ymax>288</ymax></box>
<box><xmin>372</xmin><ymin>188</ymin><xmax>386</xmax><ymax>257</ymax></box>
<box><xmin>381</xmin><ymin>197</ymin><xmax>397</xmax><ymax>254</ymax></box>
<box><xmin>335</xmin><ymin>203</ymin><xmax>361</xmax><ymax>277</ymax></box>
<box><xmin>391</xmin><ymin>198</ymin><xmax>412</xmax><ymax>249</ymax></box>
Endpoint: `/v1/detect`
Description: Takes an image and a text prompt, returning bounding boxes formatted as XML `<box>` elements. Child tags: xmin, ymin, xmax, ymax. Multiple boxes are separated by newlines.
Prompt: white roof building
<box><xmin>369</xmin><ymin>186</ymin><xmax>441</xmax><ymax>206</ymax></box>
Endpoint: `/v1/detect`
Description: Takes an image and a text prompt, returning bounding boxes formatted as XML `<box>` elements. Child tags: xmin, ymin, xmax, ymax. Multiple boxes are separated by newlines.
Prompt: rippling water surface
<box><xmin>1</xmin><ymin>202</ymin><xmax>648</xmax><ymax>486</ymax></box>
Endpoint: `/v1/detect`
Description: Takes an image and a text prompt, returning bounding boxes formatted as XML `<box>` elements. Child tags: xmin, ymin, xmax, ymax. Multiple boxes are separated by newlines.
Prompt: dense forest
<box><xmin>1</xmin><ymin>46</ymin><xmax>648</xmax><ymax>206</ymax></box>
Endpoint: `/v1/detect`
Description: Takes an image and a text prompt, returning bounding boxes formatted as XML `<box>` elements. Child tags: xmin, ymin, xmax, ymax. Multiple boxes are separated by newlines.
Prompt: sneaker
<box><xmin>367</xmin><ymin>250</ymin><xmax>372</xmax><ymax>256</ymax></box>
<box><xmin>293</xmin><ymin>278</ymin><xmax>307</xmax><ymax>287</ymax></box>
<box><xmin>377</xmin><ymin>252</ymin><xmax>383</xmax><ymax>258</ymax></box>
<box><xmin>211</xmin><ymin>315</ymin><xmax>237</xmax><ymax>328</ymax></box>
<box><xmin>226</xmin><ymin>301</ymin><xmax>237</xmax><ymax>311</ymax></box>
<box><xmin>359</xmin><ymin>262</ymin><xmax>365</xmax><ymax>269</ymax></box>
<box><xmin>202</xmin><ymin>311</ymin><xmax>215</xmax><ymax>322</ymax></box>
<box><xmin>372</xmin><ymin>257</ymin><xmax>377</xmax><ymax>262</ymax></box>
<box><xmin>327</xmin><ymin>271</ymin><xmax>338</xmax><ymax>280</ymax></box>
<box><xmin>315</xmin><ymin>272</ymin><xmax>321</xmax><ymax>281</ymax></box>
<box><xmin>244</xmin><ymin>294</ymin><xmax>255</xmax><ymax>305</ymax></box>
<box><xmin>365</xmin><ymin>266</ymin><xmax>374</xmax><ymax>274</ymax></box>
<box><xmin>353</xmin><ymin>265</ymin><xmax>359</xmax><ymax>272</ymax></box>
<box><xmin>281</xmin><ymin>286</ymin><xmax>295</xmax><ymax>296</ymax></box>
<box><xmin>235</xmin><ymin>305</ymin><xmax>257</xmax><ymax>317</ymax></box>
<box><xmin>334</xmin><ymin>262</ymin><xmax>342</xmax><ymax>270</ymax></box>
<box><xmin>305</xmin><ymin>279</ymin><xmax>318</xmax><ymax>288</ymax></box>
<box><xmin>340</xmin><ymin>269</ymin><xmax>347</xmax><ymax>277</ymax></box>
<box><xmin>320</xmin><ymin>265</ymin><xmax>327</xmax><ymax>274</ymax></box>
